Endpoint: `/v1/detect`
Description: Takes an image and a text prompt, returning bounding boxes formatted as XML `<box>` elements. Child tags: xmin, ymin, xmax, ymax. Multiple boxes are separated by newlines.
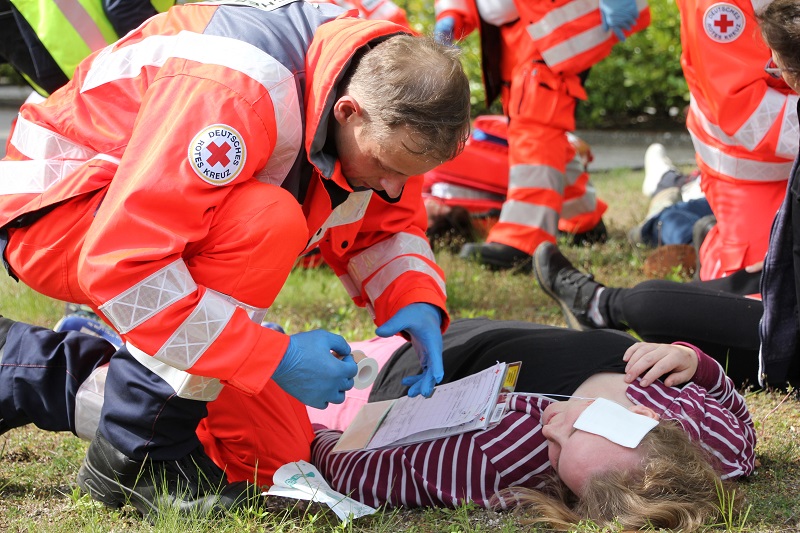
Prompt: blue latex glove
<box><xmin>599</xmin><ymin>0</ymin><xmax>638</xmax><ymax>41</ymax></box>
<box><xmin>272</xmin><ymin>330</ymin><xmax>358</xmax><ymax>409</ymax></box>
<box><xmin>375</xmin><ymin>303</ymin><xmax>444</xmax><ymax>398</ymax></box>
<box><xmin>434</xmin><ymin>16</ymin><xmax>455</xmax><ymax>46</ymax></box>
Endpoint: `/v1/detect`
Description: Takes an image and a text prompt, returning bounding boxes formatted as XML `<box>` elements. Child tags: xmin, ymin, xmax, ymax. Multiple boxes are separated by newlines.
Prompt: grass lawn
<box><xmin>0</xmin><ymin>167</ymin><xmax>798</xmax><ymax>532</ymax></box>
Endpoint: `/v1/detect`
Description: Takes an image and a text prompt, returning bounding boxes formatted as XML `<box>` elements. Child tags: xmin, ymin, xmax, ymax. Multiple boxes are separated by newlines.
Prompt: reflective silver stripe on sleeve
<box><xmin>539</xmin><ymin>25</ymin><xmax>609</xmax><ymax>68</ymax></box>
<box><xmin>498</xmin><ymin>200</ymin><xmax>559</xmax><ymax>235</ymax></box>
<box><xmin>531</xmin><ymin>0</ymin><xmax>647</xmax><ymax>67</ymax></box>
<box><xmin>151</xmin><ymin>288</ymin><xmax>237</xmax><ymax>370</ymax></box>
<box><xmin>338</xmin><ymin>273</ymin><xmax>361</xmax><ymax>300</ymax></box>
<box><xmin>127</xmin><ymin>342</ymin><xmax>224</xmax><ymax>401</ymax></box>
<box><xmin>0</xmin><ymin>160</ymin><xmax>85</xmax><ymax>195</ymax></box>
<box><xmin>11</xmin><ymin>114</ymin><xmax>99</xmax><ymax>160</ymax></box>
<box><xmin>777</xmin><ymin>94</ymin><xmax>800</xmax><ymax>158</ymax></box>
<box><xmin>205</xmin><ymin>288</ymin><xmax>268</xmax><ymax>324</ymax></box>
<box><xmin>306</xmin><ymin>191</ymin><xmax>372</xmax><ymax>249</ymax></box>
<box><xmin>691</xmin><ymin>132</ymin><xmax>793</xmax><ymax>182</ymax></box>
<box><xmin>347</xmin><ymin>232</ymin><xmax>435</xmax><ymax>288</ymax></box>
<box><xmin>0</xmin><ymin>115</ymin><xmax>120</xmax><ymax>195</ymax></box>
<box><xmin>363</xmin><ymin>256</ymin><xmax>446</xmax><ymax>304</ymax></box>
<box><xmin>508</xmin><ymin>164</ymin><xmax>565</xmax><ymax>194</ymax></box>
<box><xmin>528</xmin><ymin>0</ymin><xmax>598</xmax><ymax>39</ymax></box>
<box><xmin>99</xmin><ymin>260</ymin><xmax>197</xmax><ymax>334</ymax></box>
<box><xmin>690</xmin><ymin>92</ymin><xmax>791</xmax><ymax>152</ymax></box>
<box><xmin>82</xmin><ymin>30</ymin><xmax>301</xmax><ymax>183</ymax></box>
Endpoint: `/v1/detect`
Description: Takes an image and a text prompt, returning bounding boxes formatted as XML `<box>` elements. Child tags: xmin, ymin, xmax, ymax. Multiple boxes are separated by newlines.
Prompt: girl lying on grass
<box><xmin>305</xmin><ymin>318</ymin><xmax>754</xmax><ymax>531</ymax></box>
<box><xmin>0</xmin><ymin>312</ymin><xmax>754</xmax><ymax>529</ymax></box>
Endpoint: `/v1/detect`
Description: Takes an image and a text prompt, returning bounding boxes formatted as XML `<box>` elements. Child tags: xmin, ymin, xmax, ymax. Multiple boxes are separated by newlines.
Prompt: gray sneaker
<box><xmin>533</xmin><ymin>242</ymin><xmax>603</xmax><ymax>330</ymax></box>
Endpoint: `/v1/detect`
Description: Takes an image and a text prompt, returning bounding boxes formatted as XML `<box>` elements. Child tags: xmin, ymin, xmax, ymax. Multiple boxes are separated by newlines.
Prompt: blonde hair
<box><xmin>508</xmin><ymin>421</ymin><xmax>737</xmax><ymax>530</ymax></box>
<box><xmin>343</xmin><ymin>35</ymin><xmax>471</xmax><ymax>163</ymax></box>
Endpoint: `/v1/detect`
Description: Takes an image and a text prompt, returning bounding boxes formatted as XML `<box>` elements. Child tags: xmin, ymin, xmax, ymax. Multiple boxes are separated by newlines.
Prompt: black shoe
<box><xmin>559</xmin><ymin>219</ymin><xmax>608</xmax><ymax>246</ymax></box>
<box><xmin>533</xmin><ymin>242</ymin><xmax>603</xmax><ymax>330</ymax></box>
<box><xmin>77</xmin><ymin>430</ymin><xmax>254</xmax><ymax>520</ymax></box>
<box><xmin>459</xmin><ymin>242</ymin><xmax>532</xmax><ymax>273</ymax></box>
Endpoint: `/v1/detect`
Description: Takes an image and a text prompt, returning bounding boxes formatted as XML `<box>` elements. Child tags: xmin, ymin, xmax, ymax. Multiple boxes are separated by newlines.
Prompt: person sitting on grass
<box><xmin>0</xmin><ymin>314</ymin><xmax>754</xmax><ymax>530</ymax></box>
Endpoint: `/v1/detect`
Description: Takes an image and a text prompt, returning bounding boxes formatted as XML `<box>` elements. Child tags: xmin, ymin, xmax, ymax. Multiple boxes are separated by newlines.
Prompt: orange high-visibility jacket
<box><xmin>0</xmin><ymin>1</ymin><xmax>447</xmax><ymax>398</ymax></box>
<box><xmin>681</xmin><ymin>0</ymin><xmax>797</xmax><ymax>183</ymax></box>
<box><xmin>435</xmin><ymin>0</ymin><xmax>649</xmax><ymax>81</ymax></box>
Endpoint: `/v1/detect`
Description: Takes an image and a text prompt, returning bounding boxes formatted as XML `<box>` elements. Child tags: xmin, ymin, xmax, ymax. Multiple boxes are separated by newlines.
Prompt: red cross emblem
<box><xmin>714</xmin><ymin>14</ymin><xmax>734</xmax><ymax>33</ymax></box>
<box><xmin>188</xmin><ymin>124</ymin><xmax>247</xmax><ymax>186</ymax></box>
<box><xmin>206</xmin><ymin>141</ymin><xmax>231</xmax><ymax>167</ymax></box>
<box><xmin>704</xmin><ymin>3</ymin><xmax>744</xmax><ymax>43</ymax></box>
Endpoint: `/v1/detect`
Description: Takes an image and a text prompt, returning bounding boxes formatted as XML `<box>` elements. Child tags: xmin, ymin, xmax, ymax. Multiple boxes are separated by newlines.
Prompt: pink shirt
<box><xmin>306</xmin><ymin>336</ymin><xmax>406</xmax><ymax>430</ymax></box>
<box><xmin>310</xmin><ymin>345</ymin><xmax>756</xmax><ymax>509</ymax></box>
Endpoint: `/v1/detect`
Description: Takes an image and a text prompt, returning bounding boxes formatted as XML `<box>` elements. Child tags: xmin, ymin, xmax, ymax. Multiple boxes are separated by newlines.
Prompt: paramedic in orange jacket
<box><xmin>0</xmin><ymin>0</ymin><xmax>470</xmax><ymax>517</ymax></box>
<box><xmin>678</xmin><ymin>0</ymin><xmax>797</xmax><ymax>280</ymax></box>
<box><xmin>435</xmin><ymin>0</ymin><xmax>649</xmax><ymax>270</ymax></box>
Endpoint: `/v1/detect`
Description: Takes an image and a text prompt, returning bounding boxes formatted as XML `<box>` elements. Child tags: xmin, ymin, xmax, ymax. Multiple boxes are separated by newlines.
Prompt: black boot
<box><xmin>77</xmin><ymin>430</ymin><xmax>254</xmax><ymax>520</ymax></box>
<box><xmin>459</xmin><ymin>242</ymin><xmax>532</xmax><ymax>273</ymax></box>
<box><xmin>533</xmin><ymin>242</ymin><xmax>604</xmax><ymax>330</ymax></box>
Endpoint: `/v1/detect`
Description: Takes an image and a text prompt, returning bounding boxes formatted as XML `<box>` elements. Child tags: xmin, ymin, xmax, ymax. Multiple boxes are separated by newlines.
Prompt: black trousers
<box><xmin>600</xmin><ymin>270</ymin><xmax>763</xmax><ymax>388</ymax></box>
<box><xmin>370</xmin><ymin>318</ymin><xmax>634</xmax><ymax>402</ymax></box>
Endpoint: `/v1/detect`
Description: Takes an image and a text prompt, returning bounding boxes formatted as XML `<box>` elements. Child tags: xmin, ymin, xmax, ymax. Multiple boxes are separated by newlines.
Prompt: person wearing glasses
<box><xmin>675</xmin><ymin>0</ymin><xmax>797</xmax><ymax>282</ymax></box>
<box><xmin>757</xmin><ymin>0</ymin><xmax>800</xmax><ymax>406</ymax></box>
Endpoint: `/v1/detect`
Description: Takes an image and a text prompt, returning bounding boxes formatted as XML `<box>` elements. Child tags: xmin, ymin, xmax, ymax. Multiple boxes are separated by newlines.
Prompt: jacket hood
<box><xmin>304</xmin><ymin>13</ymin><xmax>408</xmax><ymax>190</ymax></box>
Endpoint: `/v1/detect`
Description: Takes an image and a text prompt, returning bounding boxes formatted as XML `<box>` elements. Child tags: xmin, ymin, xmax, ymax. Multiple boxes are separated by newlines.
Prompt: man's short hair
<box><xmin>344</xmin><ymin>35</ymin><xmax>471</xmax><ymax>163</ymax></box>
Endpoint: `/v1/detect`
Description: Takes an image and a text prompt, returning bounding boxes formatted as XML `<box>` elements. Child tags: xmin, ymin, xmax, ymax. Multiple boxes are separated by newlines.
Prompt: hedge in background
<box><xmin>404</xmin><ymin>0</ymin><xmax>687</xmax><ymax>129</ymax></box>
<box><xmin>1</xmin><ymin>0</ymin><xmax>687</xmax><ymax>129</ymax></box>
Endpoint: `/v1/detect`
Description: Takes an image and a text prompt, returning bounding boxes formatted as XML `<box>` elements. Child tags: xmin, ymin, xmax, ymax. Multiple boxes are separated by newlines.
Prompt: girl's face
<box><xmin>541</xmin><ymin>400</ymin><xmax>656</xmax><ymax>496</ymax></box>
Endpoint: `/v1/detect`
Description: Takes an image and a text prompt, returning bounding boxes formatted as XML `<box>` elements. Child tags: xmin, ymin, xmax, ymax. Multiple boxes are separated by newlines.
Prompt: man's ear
<box><xmin>332</xmin><ymin>95</ymin><xmax>362</xmax><ymax>126</ymax></box>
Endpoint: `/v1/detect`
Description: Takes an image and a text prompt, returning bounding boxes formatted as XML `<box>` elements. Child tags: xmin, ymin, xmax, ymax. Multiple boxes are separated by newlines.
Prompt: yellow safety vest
<box><xmin>11</xmin><ymin>0</ymin><xmax>174</xmax><ymax>87</ymax></box>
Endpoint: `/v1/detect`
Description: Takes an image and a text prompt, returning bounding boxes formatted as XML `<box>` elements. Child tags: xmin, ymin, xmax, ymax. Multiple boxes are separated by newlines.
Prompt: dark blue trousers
<box><xmin>0</xmin><ymin>320</ymin><xmax>207</xmax><ymax>460</ymax></box>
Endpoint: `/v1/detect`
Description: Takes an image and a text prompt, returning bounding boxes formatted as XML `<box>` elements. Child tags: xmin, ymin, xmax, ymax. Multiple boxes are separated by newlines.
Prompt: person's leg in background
<box><xmin>461</xmin><ymin>63</ymin><xmax>581</xmax><ymax>272</ymax></box>
<box><xmin>533</xmin><ymin>242</ymin><xmax>763</xmax><ymax>388</ymax></box>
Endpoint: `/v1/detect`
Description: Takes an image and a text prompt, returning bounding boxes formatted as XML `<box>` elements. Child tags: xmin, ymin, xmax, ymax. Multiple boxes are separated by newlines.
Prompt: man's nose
<box><xmin>380</xmin><ymin>175</ymin><xmax>405</xmax><ymax>198</ymax></box>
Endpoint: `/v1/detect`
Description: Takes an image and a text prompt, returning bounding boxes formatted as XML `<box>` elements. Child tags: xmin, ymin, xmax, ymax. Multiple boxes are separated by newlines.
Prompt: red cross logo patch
<box><xmin>188</xmin><ymin>124</ymin><xmax>247</xmax><ymax>186</ymax></box>
<box><xmin>703</xmin><ymin>3</ymin><xmax>745</xmax><ymax>43</ymax></box>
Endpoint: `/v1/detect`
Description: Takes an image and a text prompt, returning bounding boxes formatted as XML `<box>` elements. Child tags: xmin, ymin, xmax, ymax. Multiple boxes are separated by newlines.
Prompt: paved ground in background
<box><xmin>0</xmin><ymin>85</ymin><xmax>697</xmax><ymax>170</ymax></box>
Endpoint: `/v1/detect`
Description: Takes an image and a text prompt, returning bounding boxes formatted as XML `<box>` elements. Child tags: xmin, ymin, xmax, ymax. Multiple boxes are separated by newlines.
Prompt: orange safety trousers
<box><xmin>486</xmin><ymin>62</ymin><xmax>606</xmax><ymax>255</ymax></box>
<box><xmin>698</xmin><ymin>174</ymin><xmax>787</xmax><ymax>280</ymax></box>
<box><xmin>3</xmin><ymin>179</ymin><xmax>315</xmax><ymax>480</ymax></box>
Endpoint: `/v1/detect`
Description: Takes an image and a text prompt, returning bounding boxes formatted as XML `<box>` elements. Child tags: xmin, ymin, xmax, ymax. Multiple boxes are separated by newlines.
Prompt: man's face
<box><xmin>334</xmin><ymin>98</ymin><xmax>440</xmax><ymax>198</ymax></box>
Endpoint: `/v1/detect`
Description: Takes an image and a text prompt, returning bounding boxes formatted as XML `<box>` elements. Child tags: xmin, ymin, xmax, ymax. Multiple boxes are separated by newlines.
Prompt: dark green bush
<box><xmin>401</xmin><ymin>0</ymin><xmax>687</xmax><ymax>129</ymax></box>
